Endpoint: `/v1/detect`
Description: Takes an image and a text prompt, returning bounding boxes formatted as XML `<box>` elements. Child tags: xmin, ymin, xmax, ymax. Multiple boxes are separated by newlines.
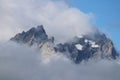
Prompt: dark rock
<box><xmin>10</xmin><ymin>25</ymin><xmax>119</xmax><ymax>63</ymax></box>
<box><xmin>11</xmin><ymin>25</ymin><xmax>48</xmax><ymax>45</ymax></box>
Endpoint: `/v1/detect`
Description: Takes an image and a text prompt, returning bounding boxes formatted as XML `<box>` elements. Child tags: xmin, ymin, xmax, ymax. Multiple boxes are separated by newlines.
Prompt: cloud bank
<box><xmin>0</xmin><ymin>41</ymin><xmax>120</xmax><ymax>80</ymax></box>
<box><xmin>0</xmin><ymin>0</ymin><xmax>97</xmax><ymax>42</ymax></box>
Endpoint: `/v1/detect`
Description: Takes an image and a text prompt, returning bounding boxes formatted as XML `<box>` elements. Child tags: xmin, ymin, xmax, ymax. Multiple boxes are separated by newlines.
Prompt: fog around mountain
<box><xmin>0</xmin><ymin>42</ymin><xmax>120</xmax><ymax>80</ymax></box>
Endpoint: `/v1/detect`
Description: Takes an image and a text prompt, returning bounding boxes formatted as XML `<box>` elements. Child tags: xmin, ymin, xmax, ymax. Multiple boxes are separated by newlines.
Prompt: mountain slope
<box><xmin>10</xmin><ymin>25</ymin><xmax>119</xmax><ymax>63</ymax></box>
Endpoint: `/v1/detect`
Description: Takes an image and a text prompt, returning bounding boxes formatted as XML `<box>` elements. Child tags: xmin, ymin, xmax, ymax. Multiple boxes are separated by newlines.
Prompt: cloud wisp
<box><xmin>0</xmin><ymin>41</ymin><xmax>120</xmax><ymax>80</ymax></box>
<box><xmin>0</xmin><ymin>0</ymin><xmax>97</xmax><ymax>42</ymax></box>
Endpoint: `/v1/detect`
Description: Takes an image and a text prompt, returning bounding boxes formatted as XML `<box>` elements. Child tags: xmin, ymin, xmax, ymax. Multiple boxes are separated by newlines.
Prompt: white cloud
<box><xmin>0</xmin><ymin>0</ymin><xmax>97</xmax><ymax>42</ymax></box>
<box><xmin>0</xmin><ymin>41</ymin><xmax>120</xmax><ymax>80</ymax></box>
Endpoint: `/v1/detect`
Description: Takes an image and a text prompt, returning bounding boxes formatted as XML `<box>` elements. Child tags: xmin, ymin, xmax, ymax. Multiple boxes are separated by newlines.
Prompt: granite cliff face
<box><xmin>55</xmin><ymin>34</ymin><xmax>119</xmax><ymax>63</ymax></box>
<box><xmin>11</xmin><ymin>25</ymin><xmax>48</xmax><ymax>45</ymax></box>
<box><xmin>10</xmin><ymin>25</ymin><xmax>119</xmax><ymax>63</ymax></box>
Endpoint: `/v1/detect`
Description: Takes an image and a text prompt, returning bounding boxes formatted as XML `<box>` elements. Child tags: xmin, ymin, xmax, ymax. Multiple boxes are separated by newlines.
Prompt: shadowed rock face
<box><xmin>55</xmin><ymin>34</ymin><xmax>119</xmax><ymax>63</ymax></box>
<box><xmin>11</xmin><ymin>25</ymin><xmax>48</xmax><ymax>45</ymax></box>
<box><xmin>10</xmin><ymin>25</ymin><xmax>119</xmax><ymax>63</ymax></box>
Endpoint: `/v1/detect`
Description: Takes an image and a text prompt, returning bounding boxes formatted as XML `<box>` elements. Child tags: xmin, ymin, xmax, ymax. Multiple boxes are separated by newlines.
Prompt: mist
<box><xmin>0</xmin><ymin>41</ymin><xmax>120</xmax><ymax>80</ymax></box>
<box><xmin>0</xmin><ymin>0</ymin><xmax>97</xmax><ymax>43</ymax></box>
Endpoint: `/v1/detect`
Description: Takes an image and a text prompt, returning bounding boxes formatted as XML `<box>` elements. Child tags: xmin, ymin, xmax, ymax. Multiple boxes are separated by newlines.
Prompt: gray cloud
<box><xmin>0</xmin><ymin>41</ymin><xmax>120</xmax><ymax>80</ymax></box>
<box><xmin>0</xmin><ymin>0</ymin><xmax>97</xmax><ymax>43</ymax></box>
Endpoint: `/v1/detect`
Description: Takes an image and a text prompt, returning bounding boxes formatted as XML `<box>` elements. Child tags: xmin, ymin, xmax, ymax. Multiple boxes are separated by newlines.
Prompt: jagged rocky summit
<box><xmin>10</xmin><ymin>25</ymin><xmax>119</xmax><ymax>63</ymax></box>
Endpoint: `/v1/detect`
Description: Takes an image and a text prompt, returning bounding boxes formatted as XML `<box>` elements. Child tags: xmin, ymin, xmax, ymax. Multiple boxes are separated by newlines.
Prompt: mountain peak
<box><xmin>10</xmin><ymin>25</ymin><xmax>119</xmax><ymax>63</ymax></box>
<box><xmin>10</xmin><ymin>25</ymin><xmax>48</xmax><ymax>45</ymax></box>
<box><xmin>36</xmin><ymin>25</ymin><xmax>44</xmax><ymax>30</ymax></box>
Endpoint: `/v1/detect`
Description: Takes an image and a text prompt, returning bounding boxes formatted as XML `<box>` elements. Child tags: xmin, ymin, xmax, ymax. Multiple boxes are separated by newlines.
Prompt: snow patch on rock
<box><xmin>75</xmin><ymin>44</ymin><xmax>83</xmax><ymax>50</ymax></box>
<box><xmin>91</xmin><ymin>44</ymin><xmax>99</xmax><ymax>48</ymax></box>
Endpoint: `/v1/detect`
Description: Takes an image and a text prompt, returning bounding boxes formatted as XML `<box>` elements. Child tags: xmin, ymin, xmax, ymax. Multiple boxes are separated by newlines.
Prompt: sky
<box><xmin>70</xmin><ymin>0</ymin><xmax>120</xmax><ymax>50</ymax></box>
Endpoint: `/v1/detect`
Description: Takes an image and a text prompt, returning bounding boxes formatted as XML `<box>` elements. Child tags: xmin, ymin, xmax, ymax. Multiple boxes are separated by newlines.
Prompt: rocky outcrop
<box><xmin>10</xmin><ymin>25</ymin><xmax>119</xmax><ymax>63</ymax></box>
<box><xmin>11</xmin><ymin>25</ymin><xmax>49</xmax><ymax>45</ymax></box>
